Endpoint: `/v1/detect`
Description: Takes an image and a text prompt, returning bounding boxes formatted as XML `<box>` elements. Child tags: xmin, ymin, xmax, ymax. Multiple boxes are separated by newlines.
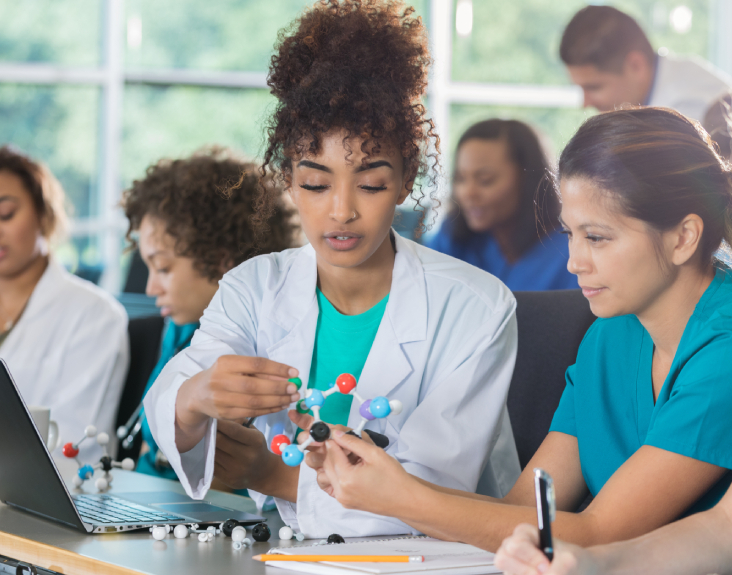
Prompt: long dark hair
<box><xmin>448</xmin><ymin>119</ymin><xmax>560</xmax><ymax>257</ymax></box>
<box><xmin>558</xmin><ymin>107</ymin><xmax>732</xmax><ymax>266</ymax></box>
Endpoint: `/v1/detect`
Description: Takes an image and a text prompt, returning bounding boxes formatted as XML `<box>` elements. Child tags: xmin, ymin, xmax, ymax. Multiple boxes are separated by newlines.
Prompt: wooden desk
<box><xmin>0</xmin><ymin>460</ymin><xmax>291</xmax><ymax>575</ymax></box>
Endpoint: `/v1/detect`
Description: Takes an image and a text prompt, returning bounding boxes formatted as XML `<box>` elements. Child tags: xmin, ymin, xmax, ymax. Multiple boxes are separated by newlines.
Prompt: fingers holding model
<box><xmin>320</xmin><ymin>430</ymin><xmax>418</xmax><ymax>516</ymax></box>
<box><xmin>175</xmin><ymin>355</ymin><xmax>300</xmax><ymax>452</ymax></box>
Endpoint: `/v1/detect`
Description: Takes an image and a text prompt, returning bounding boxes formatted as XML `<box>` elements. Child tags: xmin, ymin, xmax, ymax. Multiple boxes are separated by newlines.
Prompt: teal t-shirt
<box><xmin>550</xmin><ymin>265</ymin><xmax>732</xmax><ymax>516</ymax></box>
<box><xmin>136</xmin><ymin>321</ymin><xmax>198</xmax><ymax>480</ymax></box>
<box><xmin>307</xmin><ymin>288</ymin><xmax>389</xmax><ymax>426</ymax></box>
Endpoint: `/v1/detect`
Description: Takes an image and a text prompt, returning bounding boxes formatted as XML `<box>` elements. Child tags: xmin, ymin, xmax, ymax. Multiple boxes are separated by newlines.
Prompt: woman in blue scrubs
<box><xmin>309</xmin><ymin>107</ymin><xmax>732</xmax><ymax>551</ymax></box>
<box><xmin>427</xmin><ymin>119</ymin><xmax>576</xmax><ymax>291</ymax></box>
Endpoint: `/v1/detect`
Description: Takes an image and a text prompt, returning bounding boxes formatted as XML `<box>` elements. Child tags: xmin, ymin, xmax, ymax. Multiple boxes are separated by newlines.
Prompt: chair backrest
<box><xmin>115</xmin><ymin>315</ymin><xmax>165</xmax><ymax>461</ymax></box>
<box><xmin>507</xmin><ymin>289</ymin><xmax>595</xmax><ymax>469</ymax></box>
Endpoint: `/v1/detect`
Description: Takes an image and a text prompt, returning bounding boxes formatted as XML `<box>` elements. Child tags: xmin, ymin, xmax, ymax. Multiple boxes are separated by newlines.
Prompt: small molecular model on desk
<box><xmin>270</xmin><ymin>373</ymin><xmax>402</xmax><ymax>466</ymax></box>
<box><xmin>61</xmin><ymin>425</ymin><xmax>135</xmax><ymax>491</ymax></box>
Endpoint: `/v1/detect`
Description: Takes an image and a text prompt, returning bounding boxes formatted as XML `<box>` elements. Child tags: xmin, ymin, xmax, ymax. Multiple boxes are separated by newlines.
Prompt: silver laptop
<box><xmin>0</xmin><ymin>359</ymin><xmax>264</xmax><ymax>533</ymax></box>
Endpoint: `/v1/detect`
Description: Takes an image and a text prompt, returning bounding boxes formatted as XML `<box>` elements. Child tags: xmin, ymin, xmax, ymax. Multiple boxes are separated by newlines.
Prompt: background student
<box><xmin>145</xmin><ymin>0</ymin><xmax>520</xmax><ymax>538</ymax></box>
<box><xmin>703</xmin><ymin>93</ymin><xmax>732</xmax><ymax>160</ymax></box>
<box><xmin>495</xmin><ymin>482</ymin><xmax>732</xmax><ymax>575</ymax></box>
<box><xmin>427</xmin><ymin>119</ymin><xmax>576</xmax><ymax>291</ymax></box>
<box><xmin>561</xmin><ymin>5</ymin><xmax>731</xmax><ymax>121</ymax></box>
<box><xmin>307</xmin><ymin>107</ymin><xmax>732</xmax><ymax>551</ymax></box>
<box><xmin>120</xmin><ymin>147</ymin><xmax>297</xmax><ymax>480</ymax></box>
<box><xmin>0</xmin><ymin>145</ymin><xmax>128</xmax><ymax>458</ymax></box>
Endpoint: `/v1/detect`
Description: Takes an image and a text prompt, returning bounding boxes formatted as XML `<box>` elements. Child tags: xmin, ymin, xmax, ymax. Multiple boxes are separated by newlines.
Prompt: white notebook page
<box><xmin>266</xmin><ymin>537</ymin><xmax>499</xmax><ymax>575</ymax></box>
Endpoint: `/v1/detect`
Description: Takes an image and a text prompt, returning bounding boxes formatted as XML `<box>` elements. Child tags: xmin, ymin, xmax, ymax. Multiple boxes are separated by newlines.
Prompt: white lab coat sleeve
<box><xmin>291</xmin><ymin>295</ymin><xmax>518</xmax><ymax>538</ymax></box>
<box><xmin>48</xmin><ymin>300</ymin><xmax>129</xmax><ymax>460</ymax></box>
<box><xmin>396</xmin><ymin>301</ymin><xmax>517</xmax><ymax>491</ymax></box>
<box><xmin>144</xmin><ymin>273</ymin><xmax>262</xmax><ymax>500</ymax></box>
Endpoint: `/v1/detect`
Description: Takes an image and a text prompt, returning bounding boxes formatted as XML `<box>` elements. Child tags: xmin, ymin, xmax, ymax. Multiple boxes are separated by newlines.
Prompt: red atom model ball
<box><xmin>62</xmin><ymin>442</ymin><xmax>79</xmax><ymax>458</ymax></box>
<box><xmin>270</xmin><ymin>434</ymin><xmax>291</xmax><ymax>455</ymax></box>
<box><xmin>336</xmin><ymin>373</ymin><xmax>357</xmax><ymax>394</ymax></box>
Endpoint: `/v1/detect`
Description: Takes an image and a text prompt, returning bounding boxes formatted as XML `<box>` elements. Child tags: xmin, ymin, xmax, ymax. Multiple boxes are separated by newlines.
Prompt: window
<box><xmin>0</xmin><ymin>0</ymin><xmax>724</xmax><ymax>290</ymax></box>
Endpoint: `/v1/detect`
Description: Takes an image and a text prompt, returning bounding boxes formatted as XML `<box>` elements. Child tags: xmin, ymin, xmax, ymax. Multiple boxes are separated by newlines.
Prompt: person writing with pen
<box><xmin>303</xmin><ymin>106</ymin><xmax>732</xmax><ymax>550</ymax></box>
<box><xmin>120</xmin><ymin>147</ymin><xmax>297</xmax><ymax>481</ymax></box>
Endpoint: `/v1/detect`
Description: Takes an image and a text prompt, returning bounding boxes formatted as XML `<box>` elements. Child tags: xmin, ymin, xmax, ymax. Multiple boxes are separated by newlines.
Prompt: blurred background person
<box><xmin>120</xmin><ymin>147</ymin><xmax>297</xmax><ymax>480</ymax></box>
<box><xmin>427</xmin><ymin>119</ymin><xmax>576</xmax><ymax>291</ymax></box>
<box><xmin>703</xmin><ymin>93</ymin><xmax>732</xmax><ymax>160</ymax></box>
<box><xmin>561</xmin><ymin>5</ymin><xmax>731</xmax><ymax>122</ymax></box>
<box><xmin>0</xmin><ymin>145</ymin><xmax>128</xmax><ymax>457</ymax></box>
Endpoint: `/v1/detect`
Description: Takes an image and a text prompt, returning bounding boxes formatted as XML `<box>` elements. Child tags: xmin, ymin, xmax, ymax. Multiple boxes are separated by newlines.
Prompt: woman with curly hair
<box><xmin>120</xmin><ymin>147</ymin><xmax>297</xmax><ymax>480</ymax></box>
<box><xmin>144</xmin><ymin>0</ymin><xmax>520</xmax><ymax>537</ymax></box>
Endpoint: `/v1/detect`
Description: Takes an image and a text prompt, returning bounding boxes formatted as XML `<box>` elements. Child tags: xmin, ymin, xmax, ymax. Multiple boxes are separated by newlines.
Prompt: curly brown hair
<box><xmin>122</xmin><ymin>147</ymin><xmax>297</xmax><ymax>281</ymax></box>
<box><xmin>254</xmin><ymin>0</ymin><xmax>440</xmax><ymax>241</ymax></box>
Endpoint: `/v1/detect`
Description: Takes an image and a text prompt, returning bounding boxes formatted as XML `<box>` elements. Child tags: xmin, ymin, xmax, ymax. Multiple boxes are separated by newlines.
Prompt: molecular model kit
<box><xmin>270</xmin><ymin>373</ymin><xmax>402</xmax><ymax>466</ymax></box>
<box><xmin>62</xmin><ymin>425</ymin><xmax>135</xmax><ymax>490</ymax></box>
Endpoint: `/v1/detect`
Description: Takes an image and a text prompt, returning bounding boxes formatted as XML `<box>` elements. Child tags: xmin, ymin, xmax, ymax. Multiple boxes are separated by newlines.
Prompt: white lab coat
<box><xmin>0</xmin><ymin>260</ymin><xmax>129</xmax><ymax>459</ymax></box>
<box><xmin>649</xmin><ymin>53</ymin><xmax>732</xmax><ymax>122</ymax></box>
<box><xmin>145</xmin><ymin>233</ymin><xmax>521</xmax><ymax>537</ymax></box>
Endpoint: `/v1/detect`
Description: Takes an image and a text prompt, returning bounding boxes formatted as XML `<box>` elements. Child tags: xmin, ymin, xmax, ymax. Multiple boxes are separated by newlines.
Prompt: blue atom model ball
<box><xmin>305</xmin><ymin>389</ymin><xmax>326</xmax><ymax>409</ymax></box>
<box><xmin>369</xmin><ymin>396</ymin><xmax>391</xmax><ymax>418</ymax></box>
<box><xmin>282</xmin><ymin>444</ymin><xmax>304</xmax><ymax>466</ymax></box>
<box><xmin>77</xmin><ymin>464</ymin><xmax>94</xmax><ymax>480</ymax></box>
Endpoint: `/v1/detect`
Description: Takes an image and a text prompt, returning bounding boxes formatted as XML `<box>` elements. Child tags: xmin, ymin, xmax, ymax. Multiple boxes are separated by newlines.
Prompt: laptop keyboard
<box><xmin>72</xmin><ymin>494</ymin><xmax>184</xmax><ymax>525</ymax></box>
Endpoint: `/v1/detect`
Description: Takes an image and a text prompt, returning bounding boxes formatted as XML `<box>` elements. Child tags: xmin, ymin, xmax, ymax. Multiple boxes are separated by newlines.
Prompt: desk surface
<box><xmin>0</xmin><ymin>458</ymin><xmax>301</xmax><ymax>575</ymax></box>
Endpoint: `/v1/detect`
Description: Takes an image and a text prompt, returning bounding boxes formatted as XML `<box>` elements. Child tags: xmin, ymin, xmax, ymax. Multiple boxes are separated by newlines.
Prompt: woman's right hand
<box><xmin>495</xmin><ymin>524</ymin><xmax>600</xmax><ymax>575</ymax></box>
<box><xmin>174</xmin><ymin>355</ymin><xmax>300</xmax><ymax>452</ymax></box>
<box><xmin>288</xmin><ymin>410</ymin><xmax>358</xmax><ymax>497</ymax></box>
<box><xmin>318</xmin><ymin>429</ymin><xmax>418</xmax><ymax>517</ymax></box>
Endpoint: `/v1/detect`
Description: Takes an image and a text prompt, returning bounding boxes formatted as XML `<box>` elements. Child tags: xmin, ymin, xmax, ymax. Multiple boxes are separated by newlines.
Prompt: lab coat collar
<box><xmin>386</xmin><ymin>232</ymin><xmax>427</xmax><ymax>344</ymax></box>
<box><xmin>268</xmin><ymin>244</ymin><xmax>318</xmax><ymax>332</ymax></box>
<box><xmin>349</xmin><ymin>233</ymin><xmax>427</xmax><ymax>413</ymax></box>
<box><xmin>268</xmin><ymin>231</ymin><xmax>427</xmax><ymax>345</ymax></box>
<box><xmin>20</xmin><ymin>258</ymin><xmax>68</xmax><ymax>321</ymax></box>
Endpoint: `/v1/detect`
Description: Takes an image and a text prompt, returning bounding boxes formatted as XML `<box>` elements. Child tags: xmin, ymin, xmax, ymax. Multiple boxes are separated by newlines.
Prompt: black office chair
<box><xmin>507</xmin><ymin>290</ymin><xmax>595</xmax><ymax>470</ymax></box>
<box><xmin>115</xmin><ymin>315</ymin><xmax>165</xmax><ymax>461</ymax></box>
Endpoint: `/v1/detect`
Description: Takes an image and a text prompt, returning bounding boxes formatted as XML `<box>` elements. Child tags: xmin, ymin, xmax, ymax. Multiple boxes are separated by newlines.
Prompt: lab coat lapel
<box><xmin>264</xmin><ymin>245</ymin><xmax>319</xmax><ymax>389</ymax></box>
<box><xmin>349</xmin><ymin>233</ymin><xmax>427</xmax><ymax>415</ymax></box>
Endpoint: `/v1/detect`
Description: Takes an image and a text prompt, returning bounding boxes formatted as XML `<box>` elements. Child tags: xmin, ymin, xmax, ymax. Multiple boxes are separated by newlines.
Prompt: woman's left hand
<box><xmin>319</xmin><ymin>429</ymin><xmax>416</xmax><ymax>516</ymax></box>
<box><xmin>214</xmin><ymin>419</ymin><xmax>299</xmax><ymax>501</ymax></box>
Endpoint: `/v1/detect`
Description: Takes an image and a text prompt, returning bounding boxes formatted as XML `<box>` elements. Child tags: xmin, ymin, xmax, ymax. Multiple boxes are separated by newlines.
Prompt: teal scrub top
<box><xmin>550</xmin><ymin>264</ymin><xmax>732</xmax><ymax>516</ymax></box>
<box><xmin>306</xmin><ymin>288</ymin><xmax>389</xmax><ymax>426</ymax></box>
<box><xmin>136</xmin><ymin>321</ymin><xmax>199</xmax><ymax>480</ymax></box>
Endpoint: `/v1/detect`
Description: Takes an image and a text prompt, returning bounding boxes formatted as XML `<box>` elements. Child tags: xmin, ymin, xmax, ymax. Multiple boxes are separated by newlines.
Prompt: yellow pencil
<box><xmin>253</xmin><ymin>554</ymin><xmax>425</xmax><ymax>563</ymax></box>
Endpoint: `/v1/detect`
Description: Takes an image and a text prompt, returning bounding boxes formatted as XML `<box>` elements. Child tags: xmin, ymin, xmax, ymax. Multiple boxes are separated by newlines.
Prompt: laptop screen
<box><xmin>0</xmin><ymin>360</ymin><xmax>86</xmax><ymax>531</ymax></box>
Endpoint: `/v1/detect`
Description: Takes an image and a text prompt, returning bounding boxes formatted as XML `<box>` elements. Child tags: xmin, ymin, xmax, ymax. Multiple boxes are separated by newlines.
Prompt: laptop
<box><xmin>0</xmin><ymin>359</ymin><xmax>264</xmax><ymax>533</ymax></box>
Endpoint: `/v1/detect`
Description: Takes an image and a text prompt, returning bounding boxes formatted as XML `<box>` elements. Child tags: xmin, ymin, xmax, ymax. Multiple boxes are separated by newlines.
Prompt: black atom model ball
<box><xmin>327</xmin><ymin>533</ymin><xmax>345</xmax><ymax>544</ymax></box>
<box><xmin>310</xmin><ymin>421</ymin><xmax>331</xmax><ymax>442</ymax></box>
<box><xmin>99</xmin><ymin>455</ymin><xmax>113</xmax><ymax>472</ymax></box>
<box><xmin>221</xmin><ymin>518</ymin><xmax>239</xmax><ymax>537</ymax></box>
<box><xmin>252</xmin><ymin>522</ymin><xmax>271</xmax><ymax>542</ymax></box>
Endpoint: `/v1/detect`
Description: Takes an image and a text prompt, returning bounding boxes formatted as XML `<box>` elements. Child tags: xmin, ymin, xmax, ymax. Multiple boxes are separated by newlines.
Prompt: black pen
<box><xmin>534</xmin><ymin>468</ymin><xmax>556</xmax><ymax>561</ymax></box>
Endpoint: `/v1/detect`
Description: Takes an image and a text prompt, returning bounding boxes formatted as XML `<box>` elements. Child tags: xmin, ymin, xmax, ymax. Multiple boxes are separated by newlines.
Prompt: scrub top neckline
<box><xmin>636</xmin><ymin>265</ymin><xmax>727</xmax><ymax>425</ymax></box>
<box><xmin>316</xmin><ymin>287</ymin><xmax>389</xmax><ymax>333</ymax></box>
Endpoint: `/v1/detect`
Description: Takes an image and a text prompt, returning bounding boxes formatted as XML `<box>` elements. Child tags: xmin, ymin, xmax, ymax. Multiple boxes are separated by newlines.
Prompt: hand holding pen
<box><xmin>535</xmin><ymin>468</ymin><xmax>556</xmax><ymax>561</ymax></box>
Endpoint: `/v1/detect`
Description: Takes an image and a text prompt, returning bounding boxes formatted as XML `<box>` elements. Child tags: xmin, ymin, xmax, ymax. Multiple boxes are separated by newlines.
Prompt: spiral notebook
<box><xmin>265</xmin><ymin>536</ymin><xmax>500</xmax><ymax>575</ymax></box>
